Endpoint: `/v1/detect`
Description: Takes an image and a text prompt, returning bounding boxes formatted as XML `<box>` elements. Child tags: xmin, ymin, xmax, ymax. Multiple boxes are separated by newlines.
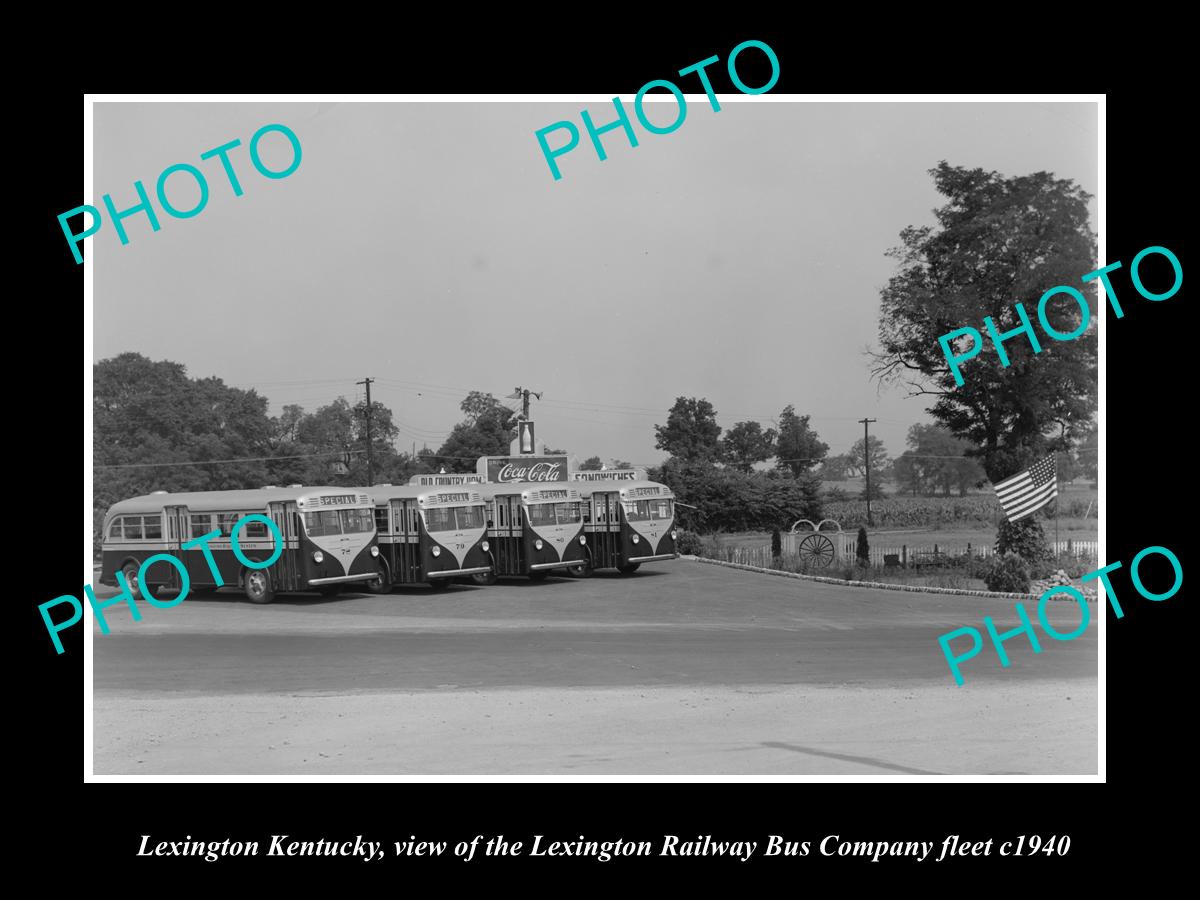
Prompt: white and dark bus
<box><xmin>366</xmin><ymin>484</ymin><xmax>492</xmax><ymax>590</ymax></box>
<box><xmin>569</xmin><ymin>479</ymin><xmax>679</xmax><ymax>575</ymax></box>
<box><xmin>474</xmin><ymin>482</ymin><xmax>589</xmax><ymax>582</ymax></box>
<box><xmin>99</xmin><ymin>486</ymin><xmax>382</xmax><ymax>604</ymax></box>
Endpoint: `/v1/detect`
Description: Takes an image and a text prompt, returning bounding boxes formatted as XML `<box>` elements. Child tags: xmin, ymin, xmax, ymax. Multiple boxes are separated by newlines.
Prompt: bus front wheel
<box><xmin>618</xmin><ymin>563</ymin><xmax>641</xmax><ymax>575</ymax></box>
<box><xmin>244</xmin><ymin>569</ymin><xmax>275</xmax><ymax>604</ymax></box>
<box><xmin>364</xmin><ymin>559</ymin><xmax>392</xmax><ymax>594</ymax></box>
<box><xmin>565</xmin><ymin>560</ymin><xmax>593</xmax><ymax>578</ymax></box>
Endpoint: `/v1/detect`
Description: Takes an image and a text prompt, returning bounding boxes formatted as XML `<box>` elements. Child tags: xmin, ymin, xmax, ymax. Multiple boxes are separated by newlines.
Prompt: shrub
<box><xmin>996</xmin><ymin>518</ymin><xmax>1051</xmax><ymax>565</ymax></box>
<box><xmin>675</xmin><ymin>529</ymin><xmax>704</xmax><ymax>556</ymax></box>
<box><xmin>856</xmin><ymin>526</ymin><xmax>870</xmax><ymax>564</ymax></box>
<box><xmin>984</xmin><ymin>553</ymin><xmax>1031</xmax><ymax>593</ymax></box>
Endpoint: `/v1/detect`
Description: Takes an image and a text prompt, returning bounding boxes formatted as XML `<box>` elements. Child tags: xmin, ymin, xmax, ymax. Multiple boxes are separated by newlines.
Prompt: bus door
<box><xmin>491</xmin><ymin>494</ymin><xmax>524</xmax><ymax>575</ymax></box>
<box><xmin>590</xmin><ymin>491</ymin><xmax>621</xmax><ymax>568</ymax></box>
<box><xmin>267</xmin><ymin>501</ymin><xmax>299</xmax><ymax>591</ymax></box>
<box><xmin>391</xmin><ymin>498</ymin><xmax>421</xmax><ymax>583</ymax></box>
<box><xmin>163</xmin><ymin>505</ymin><xmax>191</xmax><ymax>591</ymax></box>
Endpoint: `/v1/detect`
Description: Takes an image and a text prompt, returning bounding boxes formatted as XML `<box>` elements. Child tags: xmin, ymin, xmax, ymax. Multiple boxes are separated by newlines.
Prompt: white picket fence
<box><xmin>720</xmin><ymin>538</ymin><xmax>1097</xmax><ymax>569</ymax></box>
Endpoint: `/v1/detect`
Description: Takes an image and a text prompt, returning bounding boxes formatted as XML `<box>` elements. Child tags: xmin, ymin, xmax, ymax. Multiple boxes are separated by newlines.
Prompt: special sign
<box><xmin>479</xmin><ymin>455</ymin><xmax>569</xmax><ymax>483</ymax></box>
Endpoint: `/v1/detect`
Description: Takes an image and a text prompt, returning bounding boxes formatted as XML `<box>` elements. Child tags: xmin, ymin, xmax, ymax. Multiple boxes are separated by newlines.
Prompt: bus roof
<box><xmin>474</xmin><ymin>482</ymin><xmax>583</xmax><ymax>501</ymax></box>
<box><xmin>367</xmin><ymin>485</ymin><xmax>486</xmax><ymax>505</ymax></box>
<box><xmin>571</xmin><ymin>479</ymin><xmax>674</xmax><ymax>498</ymax></box>
<box><xmin>105</xmin><ymin>486</ymin><xmax>372</xmax><ymax>517</ymax></box>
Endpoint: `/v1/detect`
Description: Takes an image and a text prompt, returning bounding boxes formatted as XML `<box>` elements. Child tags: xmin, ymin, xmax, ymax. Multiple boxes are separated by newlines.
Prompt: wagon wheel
<box><xmin>797</xmin><ymin>533</ymin><xmax>836</xmax><ymax>568</ymax></box>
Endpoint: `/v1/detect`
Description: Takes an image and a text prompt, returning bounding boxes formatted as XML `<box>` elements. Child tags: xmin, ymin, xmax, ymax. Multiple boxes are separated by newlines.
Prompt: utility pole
<box><xmin>357</xmin><ymin>377</ymin><xmax>374</xmax><ymax>486</ymax></box>
<box><xmin>513</xmin><ymin>386</ymin><xmax>542</xmax><ymax>420</ymax></box>
<box><xmin>859</xmin><ymin>417</ymin><xmax>877</xmax><ymax>526</ymax></box>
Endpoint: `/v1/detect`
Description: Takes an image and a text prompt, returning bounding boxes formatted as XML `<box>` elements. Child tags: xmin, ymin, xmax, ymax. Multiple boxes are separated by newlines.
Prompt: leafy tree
<box><xmin>433</xmin><ymin>392</ymin><xmax>517</xmax><ymax>472</ymax></box>
<box><xmin>892</xmin><ymin>450</ymin><xmax>924</xmax><ymax>496</ymax></box>
<box><xmin>580</xmin><ymin>456</ymin><xmax>604</xmax><ymax>471</ymax></box>
<box><xmin>774</xmin><ymin>406</ymin><xmax>829</xmax><ymax>476</ymax></box>
<box><xmin>848</xmin><ymin>435</ymin><xmax>890</xmax><ymax>478</ymax></box>
<box><xmin>648</xmin><ymin>459</ymin><xmax>822</xmax><ymax>533</ymax></box>
<box><xmin>902</xmin><ymin>423</ymin><xmax>986</xmax><ymax>497</ymax></box>
<box><xmin>93</xmin><ymin>352</ymin><xmax>275</xmax><ymax>550</ymax></box>
<box><xmin>871</xmin><ymin>161</ymin><xmax>1097</xmax><ymax>554</ymax></box>
<box><xmin>654</xmin><ymin>397</ymin><xmax>721</xmax><ymax>462</ymax></box>
<box><xmin>817</xmin><ymin>453</ymin><xmax>853</xmax><ymax>482</ymax></box>
<box><xmin>721</xmin><ymin>421</ymin><xmax>777</xmax><ymax>473</ymax></box>
<box><xmin>612</xmin><ymin>459</ymin><xmax>633</xmax><ymax>469</ymax></box>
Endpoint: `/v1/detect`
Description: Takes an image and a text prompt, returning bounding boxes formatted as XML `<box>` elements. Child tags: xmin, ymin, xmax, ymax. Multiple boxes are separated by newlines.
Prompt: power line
<box><xmin>95</xmin><ymin>449</ymin><xmax>366</xmax><ymax>469</ymax></box>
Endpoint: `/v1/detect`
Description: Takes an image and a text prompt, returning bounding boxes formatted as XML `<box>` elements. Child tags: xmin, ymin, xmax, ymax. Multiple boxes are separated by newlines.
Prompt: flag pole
<box><xmin>1054</xmin><ymin>451</ymin><xmax>1060</xmax><ymax>556</ymax></box>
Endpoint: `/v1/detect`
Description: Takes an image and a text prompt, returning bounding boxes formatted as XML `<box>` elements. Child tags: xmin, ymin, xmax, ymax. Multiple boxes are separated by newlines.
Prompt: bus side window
<box><xmin>374</xmin><ymin>507</ymin><xmax>389</xmax><ymax>534</ymax></box>
<box><xmin>108</xmin><ymin>517</ymin><xmax>123</xmax><ymax>540</ymax></box>
<box><xmin>123</xmin><ymin>517</ymin><xmax>144</xmax><ymax>540</ymax></box>
<box><xmin>217</xmin><ymin>513</ymin><xmax>239</xmax><ymax>536</ymax></box>
<box><xmin>241</xmin><ymin>516</ymin><xmax>268</xmax><ymax>538</ymax></box>
<box><xmin>190</xmin><ymin>514</ymin><xmax>212</xmax><ymax>536</ymax></box>
<box><xmin>143</xmin><ymin>515</ymin><xmax>163</xmax><ymax>539</ymax></box>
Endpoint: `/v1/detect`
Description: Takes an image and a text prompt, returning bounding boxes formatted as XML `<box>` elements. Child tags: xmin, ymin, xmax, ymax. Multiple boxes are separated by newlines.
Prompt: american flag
<box><xmin>993</xmin><ymin>454</ymin><xmax>1058</xmax><ymax>522</ymax></box>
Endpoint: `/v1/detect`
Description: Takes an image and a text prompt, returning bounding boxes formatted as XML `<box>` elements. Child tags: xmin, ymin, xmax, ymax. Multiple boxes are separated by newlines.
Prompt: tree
<box><xmin>871</xmin><ymin>161</ymin><xmax>1097</xmax><ymax>482</ymax></box>
<box><xmin>612</xmin><ymin>459</ymin><xmax>633</xmax><ymax>469</ymax></box>
<box><xmin>580</xmin><ymin>456</ymin><xmax>604</xmax><ymax>471</ymax></box>
<box><xmin>648</xmin><ymin>459</ymin><xmax>822</xmax><ymax>534</ymax></box>
<box><xmin>902</xmin><ymin>423</ymin><xmax>986</xmax><ymax>497</ymax></box>
<box><xmin>871</xmin><ymin>162</ymin><xmax>1097</xmax><ymax>555</ymax></box>
<box><xmin>654</xmin><ymin>397</ymin><xmax>722</xmax><ymax>462</ymax></box>
<box><xmin>848</xmin><ymin>435</ymin><xmax>890</xmax><ymax>478</ymax></box>
<box><xmin>856</xmin><ymin>526</ymin><xmax>870</xmax><ymax>565</ymax></box>
<box><xmin>817</xmin><ymin>453</ymin><xmax>853</xmax><ymax>482</ymax></box>
<box><xmin>720</xmin><ymin>421</ymin><xmax>777</xmax><ymax>473</ymax></box>
<box><xmin>774</xmin><ymin>405</ymin><xmax>829</xmax><ymax>476</ymax></box>
<box><xmin>433</xmin><ymin>392</ymin><xmax>517</xmax><ymax>472</ymax></box>
<box><xmin>93</xmin><ymin>352</ymin><xmax>275</xmax><ymax>550</ymax></box>
<box><xmin>892</xmin><ymin>450</ymin><xmax>924</xmax><ymax>496</ymax></box>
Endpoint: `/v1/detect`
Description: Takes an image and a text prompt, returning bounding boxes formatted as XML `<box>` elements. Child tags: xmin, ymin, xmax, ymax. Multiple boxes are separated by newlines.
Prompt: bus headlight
<box><xmin>671</xmin><ymin>531</ymin><xmax>678</xmax><ymax>541</ymax></box>
<box><xmin>632</xmin><ymin>534</ymin><xmax>640</xmax><ymax>544</ymax></box>
<box><xmin>535</xmin><ymin>539</ymin><xmax>544</xmax><ymax>550</ymax></box>
<box><xmin>579</xmin><ymin>535</ymin><xmax>586</xmax><ymax>545</ymax></box>
<box><xmin>312</xmin><ymin>550</ymin><xmax>324</xmax><ymax>563</ymax></box>
<box><xmin>482</xmin><ymin>541</ymin><xmax>490</xmax><ymax>552</ymax></box>
<box><xmin>432</xmin><ymin>546</ymin><xmax>441</xmax><ymax>557</ymax></box>
<box><xmin>370</xmin><ymin>546</ymin><xmax>379</xmax><ymax>557</ymax></box>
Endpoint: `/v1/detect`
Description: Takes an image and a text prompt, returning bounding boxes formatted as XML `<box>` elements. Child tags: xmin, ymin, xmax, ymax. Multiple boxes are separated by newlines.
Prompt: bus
<box><xmin>569</xmin><ymin>479</ymin><xmax>679</xmax><ymax>575</ymax></box>
<box><xmin>366</xmin><ymin>484</ymin><xmax>492</xmax><ymax>590</ymax></box>
<box><xmin>99</xmin><ymin>486</ymin><xmax>383</xmax><ymax>604</ymax></box>
<box><xmin>473</xmin><ymin>482</ymin><xmax>588</xmax><ymax>582</ymax></box>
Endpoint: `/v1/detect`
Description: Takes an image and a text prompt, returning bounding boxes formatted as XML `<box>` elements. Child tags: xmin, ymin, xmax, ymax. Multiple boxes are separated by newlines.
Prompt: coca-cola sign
<box><xmin>480</xmin><ymin>456</ymin><xmax>569</xmax><ymax>483</ymax></box>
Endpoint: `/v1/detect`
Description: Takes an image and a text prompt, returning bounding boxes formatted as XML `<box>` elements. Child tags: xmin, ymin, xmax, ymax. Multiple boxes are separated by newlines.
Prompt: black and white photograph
<box><xmin>81</xmin><ymin>94</ymin><xmax>1104</xmax><ymax>780</ymax></box>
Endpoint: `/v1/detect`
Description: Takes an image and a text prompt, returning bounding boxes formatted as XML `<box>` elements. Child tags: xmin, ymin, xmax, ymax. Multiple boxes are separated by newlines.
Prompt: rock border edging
<box><xmin>684</xmin><ymin>555</ymin><xmax>1077</xmax><ymax>601</ymax></box>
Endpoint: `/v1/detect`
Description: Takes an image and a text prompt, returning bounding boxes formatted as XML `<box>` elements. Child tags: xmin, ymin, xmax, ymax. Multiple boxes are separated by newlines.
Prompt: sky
<box><xmin>92</xmin><ymin>100</ymin><xmax>1097</xmax><ymax>468</ymax></box>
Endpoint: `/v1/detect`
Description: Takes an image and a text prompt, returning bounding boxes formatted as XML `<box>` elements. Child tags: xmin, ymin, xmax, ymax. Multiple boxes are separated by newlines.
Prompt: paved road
<box><xmin>91</xmin><ymin>561</ymin><xmax>1098</xmax><ymax>776</ymax></box>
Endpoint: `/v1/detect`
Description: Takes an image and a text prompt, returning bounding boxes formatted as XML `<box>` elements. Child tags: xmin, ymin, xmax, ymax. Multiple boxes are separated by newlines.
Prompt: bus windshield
<box><xmin>303</xmin><ymin>508</ymin><xmax>374</xmax><ymax>536</ymax></box>
<box><xmin>528</xmin><ymin>502</ymin><xmax>581</xmax><ymax>526</ymax></box>
<box><xmin>622</xmin><ymin>499</ymin><xmax>673</xmax><ymax>522</ymax></box>
<box><xmin>424</xmin><ymin>505</ymin><xmax>487</xmax><ymax>532</ymax></box>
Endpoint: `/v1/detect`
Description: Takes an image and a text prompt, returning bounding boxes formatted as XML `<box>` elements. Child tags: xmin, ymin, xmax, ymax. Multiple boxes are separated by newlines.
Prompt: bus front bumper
<box><xmin>530</xmin><ymin>561</ymin><xmax>577</xmax><ymax>572</ymax></box>
<box><xmin>309</xmin><ymin>573</ymin><xmax>380</xmax><ymax>586</ymax></box>
<box><xmin>428</xmin><ymin>566</ymin><xmax>493</xmax><ymax>579</ymax></box>
<box><xmin>627</xmin><ymin>553</ymin><xmax>679</xmax><ymax>564</ymax></box>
